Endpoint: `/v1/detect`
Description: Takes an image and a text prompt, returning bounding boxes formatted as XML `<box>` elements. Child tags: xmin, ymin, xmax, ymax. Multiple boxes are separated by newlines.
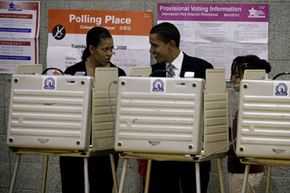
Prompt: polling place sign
<box><xmin>47</xmin><ymin>9</ymin><xmax>152</xmax><ymax>72</ymax></box>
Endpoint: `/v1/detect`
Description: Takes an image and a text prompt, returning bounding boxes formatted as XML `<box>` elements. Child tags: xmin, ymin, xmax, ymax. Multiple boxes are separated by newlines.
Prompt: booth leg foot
<box><xmin>266</xmin><ymin>165</ymin><xmax>272</xmax><ymax>193</ymax></box>
<box><xmin>242</xmin><ymin>164</ymin><xmax>250</xmax><ymax>193</ymax></box>
<box><xmin>217</xmin><ymin>159</ymin><xmax>225</xmax><ymax>193</ymax></box>
<box><xmin>118</xmin><ymin>158</ymin><xmax>129</xmax><ymax>193</ymax></box>
<box><xmin>41</xmin><ymin>155</ymin><xmax>49</xmax><ymax>193</ymax></box>
<box><xmin>9</xmin><ymin>155</ymin><xmax>21</xmax><ymax>193</ymax></box>
<box><xmin>110</xmin><ymin>154</ymin><xmax>119</xmax><ymax>193</ymax></box>
<box><xmin>195</xmin><ymin>162</ymin><xmax>201</xmax><ymax>193</ymax></box>
<box><xmin>144</xmin><ymin>160</ymin><xmax>152</xmax><ymax>193</ymax></box>
<box><xmin>84</xmin><ymin>157</ymin><xmax>89</xmax><ymax>193</ymax></box>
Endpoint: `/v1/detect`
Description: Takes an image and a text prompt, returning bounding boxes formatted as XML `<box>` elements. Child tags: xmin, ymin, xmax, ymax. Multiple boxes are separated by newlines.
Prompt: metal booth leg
<box><xmin>144</xmin><ymin>160</ymin><xmax>152</xmax><ymax>193</ymax></box>
<box><xmin>110</xmin><ymin>154</ymin><xmax>119</xmax><ymax>193</ymax></box>
<box><xmin>241</xmin><ymin>164</ymin><xmax>250</xmax><ymax>193</ymax></box>
<box><xmin>195</xmin><ymin>162</ymin><xmax>201</xmax><ymax>193</ymax></box>
<box><xmin>266</xmin><ymin>165</ymin><xmax>272</xmax><ymax>193</ymax></box>
<box><xmin>84</xmin><ymin>157</ymin><xmax>89</xmax><ymax>193</ymax></box>
<box><xmin>118</xmin><ymin>158</ymin><xmax>129</xmax><ymax>193</ymax></box>
<box><xmin>217</xmin><ymin>158</ymin><xmax>225</xmax><ymax>193</ymax></box>
<box><xmin>41</xmin><ymin>155</ymin><xmax>49</xmax><ymax>193</ymax></box>
<box><xmin>9</xmin><ymin>155</ymin><xmax>21</xmax><ymax>193</ymax></box>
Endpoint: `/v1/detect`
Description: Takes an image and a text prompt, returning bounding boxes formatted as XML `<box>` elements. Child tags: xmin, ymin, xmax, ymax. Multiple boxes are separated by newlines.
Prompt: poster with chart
<box><xmin>157</xmin><ymin>3</ymin><xmax>269</xmax><ymax>79</ymax></box>
<box><xmin>47</xmin><ymin>9</ymin><xmax>153</xmax><ymax>73</ymax></box>
<box><xmin>0</xmin><ymin>1</ymin><xmax>39</xmax><ymax>73</ymax></box>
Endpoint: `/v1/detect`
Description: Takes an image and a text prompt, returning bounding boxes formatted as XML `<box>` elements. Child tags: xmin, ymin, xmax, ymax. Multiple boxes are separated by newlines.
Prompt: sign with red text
<box><xmin>47</xmin><ymin>9</ymin><xmax>152</xmax><ymax>72</ymax></box>
<box><xmin>158</xmin><ymin>3</ymin><xmax>269</xmax><ymax>79</ymax></box>
<box><xmin>0</xmin><ymin>1</ymin><xmax>39</xmax><ymax>73</ymax></box>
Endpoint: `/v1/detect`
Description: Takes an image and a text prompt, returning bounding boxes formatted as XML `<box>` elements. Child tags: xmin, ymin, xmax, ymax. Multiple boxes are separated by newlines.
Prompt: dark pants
<box><xmin>149</xmin><ymin>160</ymin><xmax>211</xmax><ymax>193</ymax></box>
<box><xmin>60</xmin><ymin>154</ymin><xmax>118</xmax><ymax>193</ymax></box>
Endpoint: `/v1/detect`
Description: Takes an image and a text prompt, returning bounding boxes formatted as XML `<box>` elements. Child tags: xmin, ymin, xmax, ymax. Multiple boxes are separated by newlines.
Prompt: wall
<box><xmin>1</xmin><ymin>0</ymin><xmax>290</xmax><ymax>193</ymax></box>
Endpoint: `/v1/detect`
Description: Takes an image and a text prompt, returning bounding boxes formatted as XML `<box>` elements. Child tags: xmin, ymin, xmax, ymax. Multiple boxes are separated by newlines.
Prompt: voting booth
<box><xmin>7</xmin><ymin>75</ymin><xmax>93</xmax><ymax>150</ymax></box>
<box><xmin>114</xmin><ymin>69</ymin><xmax>228</xmax><ymax>193</ymax></box>
<box><xmin>235</xmin><ymin>70</ymin><xmax>290</xmax><ymax>193</ymax></box>
<box><xmin>236</xmin><ymin>79</ymin><xmax>290</xmax><ymax>159</ymax></box>
<box><xmin>7</xmin><ymin>68</ymin><xmax>119</xmax><ymax>193</ymax></box>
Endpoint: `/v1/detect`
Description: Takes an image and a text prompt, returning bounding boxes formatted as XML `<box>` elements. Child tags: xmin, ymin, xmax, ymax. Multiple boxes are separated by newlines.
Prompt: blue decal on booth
<box><xmin>275</xmin><ymin>83</ymin><xmax>288</xmax><ymax>96</ymax></box>
<box><xmin>152</xmin><ymin>79</ymin><xmax>164</xmax><ymax>92</ymax></box>
<box><xmin>43</xmin><ymin>77</ymin><xmax>56</xmax><ymax>90</ymax></box>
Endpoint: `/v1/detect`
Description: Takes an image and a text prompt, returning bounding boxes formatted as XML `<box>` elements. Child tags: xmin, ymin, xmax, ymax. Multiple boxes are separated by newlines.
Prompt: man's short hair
<box><xmin>150</xmin><ymin>22</ymin><xmax>180</xmax><ymax>48</ymax></box>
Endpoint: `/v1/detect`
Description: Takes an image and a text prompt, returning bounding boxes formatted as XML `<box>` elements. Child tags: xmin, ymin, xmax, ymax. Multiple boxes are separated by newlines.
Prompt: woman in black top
<box><xmin>60</xmin><ymin>26</ymin><xmax>125</xmax><ymax>193</ymax></box>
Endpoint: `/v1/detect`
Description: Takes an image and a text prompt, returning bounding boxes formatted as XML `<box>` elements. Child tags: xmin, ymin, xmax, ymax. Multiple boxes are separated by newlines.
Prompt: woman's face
<box><xmin>89</xmin><ymin>38</ymin><xmax>114</xmax><ymax>67</ymax></box>
<box><xmin>231</xmin><ymin>65</ymin><xmax>244</xmax><ymax>92</ymax></box>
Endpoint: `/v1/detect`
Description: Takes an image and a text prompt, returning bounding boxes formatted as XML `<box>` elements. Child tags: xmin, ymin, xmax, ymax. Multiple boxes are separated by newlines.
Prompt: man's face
<box><xmin>149</xmin><ymin>33</ymin><xmax>171</xmax><ymax>63</ymax></box>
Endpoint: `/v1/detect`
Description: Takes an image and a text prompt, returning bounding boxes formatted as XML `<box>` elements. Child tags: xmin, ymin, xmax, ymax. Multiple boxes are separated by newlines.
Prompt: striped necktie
<box><xmin>167</xmin><ymin>63</ymin><xmax>176</xmax><ymax>77</ymax></box>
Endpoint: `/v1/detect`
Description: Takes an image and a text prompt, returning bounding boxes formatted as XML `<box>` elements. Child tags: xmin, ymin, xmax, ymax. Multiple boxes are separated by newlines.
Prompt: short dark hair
<box><xmin>82</xmin><ymin>26</ymin><xmax>112</xmax><ymax>61</ymax></box>
<box><xmin>231</xmin><ymin>55</ymin><xmax>271</xmax><ymax>78</ymax></box>
<box><xmin>150</xmin><ymin>22</ymin><xmax>180</xmax><ymax>48</ymax></box>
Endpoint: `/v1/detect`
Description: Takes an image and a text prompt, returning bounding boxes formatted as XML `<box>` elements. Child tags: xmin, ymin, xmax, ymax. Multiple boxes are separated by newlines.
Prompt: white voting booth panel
<box><xmin>115</xmin><ymin>77</ymin><xmax>204</xmax><ymax>154</ymax></box>
<box><xmin>115</xmin><ymin>70</ymin><xmax>228</xmax><ymax>156</ymax></box>
<box><xmin>7</xmin><ymin>68</ymin><xmax>119</xmax><ymax>151</ymax></box>
<box><xmin>203</xmin><ymin>69</ymin><xmax>228</xmax><ymax>156</ymax></box>
<box><xmin>91</xmin><ymin>68</ymin><xmax>118</xmax><ymax>150</ymax></box>
<box><xmin>128</xmin><ymin>67</ymin><xmax>151</xmax><ymax>77</ymax></box>
<box><xmin>236</xmin><ymin>79</ymin><xmax>290</xmax><ymax>159</ymax></box>
<box><xmin>7</xmin><ymin>75</ymin><xmax>93</xmax><ymax>150</ymax></box>
<box><xmin>16</xmin><ymin>64</ymin><xmax>43</xmax><ymax>74</ymax></box>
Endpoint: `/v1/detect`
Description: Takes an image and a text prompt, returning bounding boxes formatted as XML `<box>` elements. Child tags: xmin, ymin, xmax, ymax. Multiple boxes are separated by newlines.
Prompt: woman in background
<box><xmin>228</xmin><ymin>55</ymin><xmax>271</xmax><ymax>193</ymax></box>
<box><xmin>60</xmin><ymin>26</ymin><xmax>125</xmax><ymax>193</ymax></box>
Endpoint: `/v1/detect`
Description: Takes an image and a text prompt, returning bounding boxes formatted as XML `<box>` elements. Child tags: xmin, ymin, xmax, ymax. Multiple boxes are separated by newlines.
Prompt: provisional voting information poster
<box><xmin>158</xmin><ymin>3</ymin><xmax>269</xmax><ymax>79</ymax></box>
<box><xmin>47</xmin><ymin>10</ymin><xmax>152</xmax><ymax>72</ymax></box>
<box><xmin>0</xmin><ymin>1</ymin><xmax>40</xmax><ymax>73</ymax></box>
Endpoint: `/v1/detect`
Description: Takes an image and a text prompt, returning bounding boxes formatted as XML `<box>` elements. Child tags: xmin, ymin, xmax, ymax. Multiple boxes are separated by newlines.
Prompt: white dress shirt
<box><xmin>166</xmin><ymin>51</ymin><xmax>184</xmax><ymax>77</ymax></box>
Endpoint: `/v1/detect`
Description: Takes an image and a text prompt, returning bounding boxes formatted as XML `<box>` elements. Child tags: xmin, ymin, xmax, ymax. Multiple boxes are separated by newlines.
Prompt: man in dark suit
<box><xmin>149</xmin><ymin>22</ymin><xmax>213</xmax><ymax>193</ymax></box>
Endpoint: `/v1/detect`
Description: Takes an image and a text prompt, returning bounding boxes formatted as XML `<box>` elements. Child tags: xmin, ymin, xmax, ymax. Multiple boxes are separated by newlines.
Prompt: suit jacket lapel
<box><xmin>180</xmin><ymin>53</ymin><xmax>190</xmax><ymax>78</ymax></box>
